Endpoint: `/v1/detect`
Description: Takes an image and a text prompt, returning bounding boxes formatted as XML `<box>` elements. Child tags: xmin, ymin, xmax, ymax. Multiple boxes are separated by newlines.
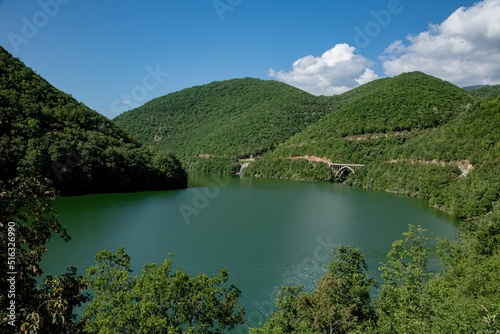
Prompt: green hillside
<box><xmin>467</xmin><ymin>84</ymin><xmax>500</xmax><ymax>100</ymax></box>
<box><xmin>114</xmin><ymin>78</ymin><xmax>330</xmax><ymax>173</ymax></box>
<box><xmin>245</xmin><ymin>72</ymin><xmax>500</xmax><ymax>220</ymax></box>
<box><xmin>348</xmin><ymin>94</ymin><xmax>499</xmax><ymax>219</ymax></box>
<box><xmin>246</xmin><ymin>72</ymin><xmax>472</xmax><ymax>168</ymax></box>
<box><xmin>255</xmin><ymin>72</ymin><xmax>473</xmax><ymax>161</ymax></box>
<box><xmin>463</xmin><ymin>85</ymin><xmax>486</xmax><ymax>92</ymax></box>
<box><xmin>0</xmin><ymin>47</ymin><xmax>187</xmax><ymax>195</ymax></box>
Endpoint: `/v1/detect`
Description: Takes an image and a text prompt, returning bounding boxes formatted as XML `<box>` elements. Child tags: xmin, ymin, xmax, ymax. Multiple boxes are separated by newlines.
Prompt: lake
<box><xmin>42</xmin><ymin>173</ymin><xmax>460</xmax><ymax>332</ymax></box>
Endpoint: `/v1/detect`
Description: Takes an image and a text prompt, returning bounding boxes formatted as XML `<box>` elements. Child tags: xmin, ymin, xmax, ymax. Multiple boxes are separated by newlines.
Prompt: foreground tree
<box><xmin>251</xmin><ymin>246</ymin><xmax>375</xmax><ymax>334</ymax></box>
<box><xmin>301</xmin><ymin>246</ymin><xmax>376</xmax><ymax>333</ymax></box>
<box><xmin>375</xmin><ymin>225</ymin><xmax>432</xmax><ymax>333</ymax></box>
<box><xmin>83</xmin><ymin>247</ymin><xmax>245</xmax><ymax>333</ymax></box>
<box><xmin>0</xmin><ymin>177</ymin><xmax>89</xmax><ymax>333</ymax></box>
<box><xmin>427</xmin><ymin>203</ymin><xmax>500</xmax><ymax>333</ymax></box>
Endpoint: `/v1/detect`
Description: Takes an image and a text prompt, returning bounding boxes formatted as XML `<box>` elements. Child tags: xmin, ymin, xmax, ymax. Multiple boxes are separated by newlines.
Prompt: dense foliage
<box><xmin>83</xmin><ymin>247</ymin><xmax>244</xmax><ymax>333</ymax></box>
<box><xmin>0</xmin><ymin>177</ymin><xmax>90</xmax><ymax>333</ymax></box>
<box><xmin>0</xmin><ymin>47</ymin><xmax>187</xmax><ymax>195</ymax></box>
<box><xmin>245</xmin><ymin>158</ymin><xmax>335</xmax><ymax>182</ymax></box>
<box><xmin>251</xmin><ymin>246</ymin><xmax>375</xmax><ymax>333</ymax></box>
<box><xmin>347</xmin><ymin>93</ymin><xmax>500</xmax><ymax>220</ymax></box>
<box><xmin>247</xmin><ymin>72</ymin><xmax>474</xmax><ymax>164</ymax></box>
<box><xmin>251</xmin><ymin>222</ymin><xmax>500</xmax><ymax>333</ymax></box>
<box><xmin>114</xmin><ymin>78</ymin><xmax>331</xmax><ymax>173</ymax></box>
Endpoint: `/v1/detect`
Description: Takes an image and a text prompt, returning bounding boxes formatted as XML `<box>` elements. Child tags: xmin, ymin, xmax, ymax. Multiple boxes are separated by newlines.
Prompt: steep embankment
<box><xmin>0</xmin><ymin>47</ymin><xmax>187</xmax><ymax>195</ymax></box>
<box><xmin>114</xmin><ymin>78</ymin><xmax>331</xmax><ymax>173</ymax></box>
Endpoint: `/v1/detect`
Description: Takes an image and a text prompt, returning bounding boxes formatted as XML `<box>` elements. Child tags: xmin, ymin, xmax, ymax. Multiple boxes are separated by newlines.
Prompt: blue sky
<box><xmin>1</xmin><ymin>0</ymin><xmax>499</xmax><ymax>118</ymax></box>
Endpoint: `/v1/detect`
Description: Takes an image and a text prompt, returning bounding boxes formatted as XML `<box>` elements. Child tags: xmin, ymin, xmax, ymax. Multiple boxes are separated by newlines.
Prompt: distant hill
<box><xmin>114</xmin><ymin>78</ymin><xmax>331</xmax><ymax>173</ymax></box>
<box><xmin>0</xmin><ymin>47</ymin><xmax>187</xmax><ymax>195</ymax></box>
<box><xmin>248</xmin><ymin>72</ymin><xmax>475</xmax><ymax>164</ymax></box>
<box><xmin>466</xmin><ymin>84</ymin><xmax>500</xmax><ymax>100</ymax></box>
<box><xmin>463</xmin><ymin>85</ymin><xmax>486</xmax><ymax>92</ymax></box>
<box><xmin>245</xmin><ymin>72</ymin><xmax>499</xmax><ymax>219</ymax></box>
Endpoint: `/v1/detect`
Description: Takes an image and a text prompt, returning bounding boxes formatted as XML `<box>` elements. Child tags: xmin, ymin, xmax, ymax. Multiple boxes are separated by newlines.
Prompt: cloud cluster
<box><xmin>271</xmin><ymin>0</ymin><xmax>500</xmax><ymax>93</ymax></box>
<box><xmin>382</xmin><ymin>0</ymin><xmax>500</xmax><ymax>86</ymax></box>
<box><xmin>269</xmin><ymin>43</ymin><xmax>378</xmax><ymax>96</ymax></box>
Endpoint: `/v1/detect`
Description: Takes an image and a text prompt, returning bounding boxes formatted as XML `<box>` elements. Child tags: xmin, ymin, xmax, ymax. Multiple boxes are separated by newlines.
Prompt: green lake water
<box><xmin>42</xmin><ymin>173</ymin><xmax>460</xmax><ymax>332</ymax></box>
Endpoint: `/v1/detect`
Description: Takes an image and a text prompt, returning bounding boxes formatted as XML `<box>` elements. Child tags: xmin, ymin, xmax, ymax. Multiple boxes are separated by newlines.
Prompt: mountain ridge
<box><xmin>114</xmin><ymin>77</ymin><xmax>332</xmax><ymax>172</ymax></box>
<box><xmin>0</xmin><ymin>46</ymin><xmax>188</xmax><ymax>195</ymax></box>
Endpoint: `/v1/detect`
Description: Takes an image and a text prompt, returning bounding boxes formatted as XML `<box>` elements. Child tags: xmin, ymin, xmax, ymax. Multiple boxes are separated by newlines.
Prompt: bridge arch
<box><xmin>329</xmin><ymin>163</ymin><xmax>364</xmax><ymax>180</ymax></box>
<box><xmin>334</xmin><ymin>166</ymin><xmax>355</xmax><ymax>179</ymax></box>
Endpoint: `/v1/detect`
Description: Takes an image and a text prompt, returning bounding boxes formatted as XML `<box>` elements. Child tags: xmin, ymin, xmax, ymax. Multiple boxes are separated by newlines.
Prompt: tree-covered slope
<box><xmin>466</xmin><ymin>84</ymin><xmax>500</xmax><ymax>100</ymax></box>
<box><xmin>0</xmin><ymin>47</ymin><xmax>187</xmax><ymax>194</ymax></box>
<box><xmin>347</xmin><ymin>94</ymin><xmax>499</xmax><ymax>219</ymax></box>
<box><xmin>114</xmin><ymin>78</ymin><xmax>330</xmax><ymax>173</ymax></box>
<box><xmin>246</xmin><ymin>72</ymin><xmax>474</xmax><ymax>174</ymax></box>
<box><xmin>259</xmin><ymin>72</ymin><xmax>474</xmax><ymax>161</ymax></box>
<box><xmin>246</xmin><ymin>72</ymin><xmax>499</xmax><ymax>220</ymax></box>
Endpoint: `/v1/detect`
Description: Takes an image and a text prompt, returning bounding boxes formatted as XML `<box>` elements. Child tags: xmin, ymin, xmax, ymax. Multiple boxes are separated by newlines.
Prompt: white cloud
<box><xmin>382</xmin><ymin>0</ymin><xmax>500</xmax><ymax>86</ymax></box>
<box><xmin>269</xmin><ymin>43</ymin><xmax>378</xmax><ymax>96</ymax></box>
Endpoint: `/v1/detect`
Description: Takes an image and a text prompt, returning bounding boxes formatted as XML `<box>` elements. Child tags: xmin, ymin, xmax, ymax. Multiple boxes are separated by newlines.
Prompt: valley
<box><xmin>1</xmin><ymin>45</ymin><xmax>499</xmax><ymax>333</ymax></box>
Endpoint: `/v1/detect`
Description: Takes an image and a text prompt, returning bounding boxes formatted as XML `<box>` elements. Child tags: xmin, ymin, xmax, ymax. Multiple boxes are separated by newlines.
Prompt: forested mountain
<box><xmin>463</xmin><ymin>84</ymin><xmax>486</xmax><ymax>92</ymax></box>
<box><xmin>347</xmin><ymin>93</ymin><xmax>499</xmax><ymax>220</ymax></box>
<box><xmin>0</xmin><ymin>47</ymin><xmax>187</xmax><ymax>195</ymax></box>
<box><xmin>467</xmin><ymin>84</ymin><xmax>500</xmax><ymax>99</ymax></box>
<box><xmin>114</xmin><ymin>78</ymin><xmax>331</xmax><ymax>173</ymax></box>
<box><xmin>251</xmin><ymin>72</ymin><xmax>474</xmax><ymax>163</ymax></box>
<box><xmin>113</xmin><ymin>70</ymin><xmax>498</xmax><ymax>221</ymax></box>
<box><xmin>245</xmin><ymin>72</ymin><xmax>498</xmax><ymax>221</ymax></box>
